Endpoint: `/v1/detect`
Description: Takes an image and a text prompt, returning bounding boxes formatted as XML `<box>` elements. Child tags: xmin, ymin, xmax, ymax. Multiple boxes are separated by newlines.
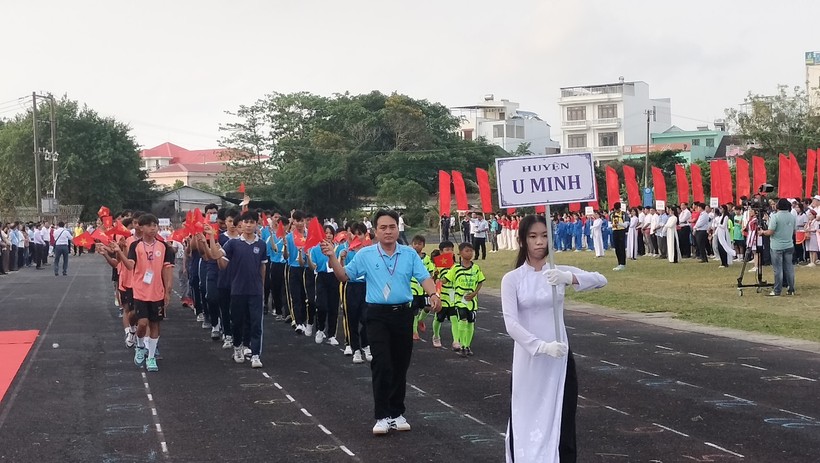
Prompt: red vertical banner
<box><xmin>534</xmin><ymin>205</ymin><xmax>546</xmax><ymax>213</ymax></box>
<box><xmin>690</xmin><ymin>163</ymin><xmax>704</xmax><ymax>203</ymax></box>
<box><xmin>622</xmin><ymin>165</ymin><xmax>640</xmax><ymax>208</ymax></box>
<box><xmin>778</xmin><ymin>154</ymin><xmax>789</xmax><ymax>198</ymax></box>
<box><xmin>451</xmin><ymin>170</ymin><xmax>469</xmax><ymax>211</ymax></box>
<box><xmin>735</xmin><ymin>157</ymin><xmax>750</xmax><ymax>204</ymax></box>
<box><xmin>569</xmin><ymin>202</ymin><xmax>581</xmax><ymax>212</ymax></box>
<box><xmin>438</xmin><ymin>170</ymin><xmax>451</xmax><ymax>217</ymax></box>
<box><xmin>605</xmin><ymin>165</ymin><xmax>621</xmax><ymax>208</ymax></box>
<box><xmin>710</xmin><ymin>160</ymin><xmax>721</xmax><ymax>203</ymax></box>
<box><xmin>808</xmin><ymin>149</ymin><xmax>818</xmax><ymax>198</ymax></box>
<box><xmin>752</xmin><ymin>155</ymin><xmax>767</xmax><ymax>193</ymax></box>
<box><xmin>675</xmin><ymin>164</ymin><xmax>689</xmax><ymax>204</ymax></box>
<box><xmin>475</xmin><ymin>168</ymin><xmax>494</xmax><ymax>213</ymax></box>
<box><xmin>719</xmin><ymin>160</ymin><xmax>733</xmax><ymax>206</ymax></box>
<box><xmin>506</xmin><ymin>208</ymin><xmax>516</xmax><ymax>215</ymax></box>
<box><xmin>651</xmin><ymin>167</ymin><xmax>667</xmax><ymax>201</ymax></box>
<box><xmin>789</xmin><ymin>153</ymin><xmax>803</xmax><ymax>198</ymax></box>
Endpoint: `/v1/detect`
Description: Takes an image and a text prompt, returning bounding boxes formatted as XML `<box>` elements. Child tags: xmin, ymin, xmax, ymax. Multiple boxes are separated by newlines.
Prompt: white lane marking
<box><xmin>655</xmin><ymin>345</ymin><xmax>673</xmax><ymax>351</ymax></box>
<box><xmin>591</xmin><ymin>331</ymin><xmax>606</xmax><ymax>336</ymax></box>
<box><xmin>675</xmin><ymin>381</ymin><xmax>701</xmax><ymax>389</ymax></box>
<box><xmin>499</xmin><ymin>432</ymin><xmax>506</xmax><ymax>437</ymax></box>
<box><xmin>565</xmin><ymin>325</ymin><xmax>575</xmax><ymax>330</ymax></box>
<box><xmin>573</xmin><ymin>353</ymin><xmax>587</xmax><ymax>358</ymax></box>
<box><xmin>477</xmin><ymin>327</ymin><xmax>491</xmax><ymax>332</ymax></box>
<box><xmin>741</xmin><ymin>363</ymin><xmax>767</xmax><ymax>371</ymax></box>
<box><xmin>464</xmin><ymin>414</ymin><xmax>486</xmax><ymax>425</ymax></box>
<box><xmin>616</xmin><ymin>337</ymin><xmax>635</xmax><ymax>341</ymax></box>
<box><xmin>160</xmin><ymin>442</ymin><xmax>168</xmax><ymax>454</ymax></box>
<box><xmin>786</xmin><ymin>374</ymin><xmax>817</xmax><ymax>382</ymax></box>
<box><xmin>147</xmin><ymin>394</ymin><xmax>153</xmax><ymax>401</ymax></box>
<box><xmin>340</xmin><ymin>446</ymin><xmax>355</xmax><ymax>456</ymax></box>
<box><xmin>285</xmin><ymin>394</ymin><xmax>295</xmax><ymax>402</ymax></box>
<box><xmin>605</xmin><ymin>406</ymin><xmax>630</xmax><ymax>416</ymax></box>
<box><xmin>156</xmin><ymin>423</ymin><xmax>162</xmax><ymax>433</ymax></box>
<box><xmin>300</xmin><ymin>408</ymin><xmax>312</xmax><ymax>417</ymax></box>
<box><xmin>704</xmin><ymin>442</ymin><xmax>745</xmax><ymax>458</ymax></box>
<box><xmin>141</xmin><ymin>372</ymin><xmax>147</xmax><ymax>379</ymax></box>
<box><xmin>318</xmin><ymin>424</ymin><xmax>332</xmax><ymax>435</ymax></box>
<box><xmin>600</xmin><ymin>360</ymin><xmax>620</xmax><ymax>366</ymax></box>
<box><xmin>437</xmin><ymin>399</ymin><xmax>453</xmax><ymax>408</ymax></box>
<box><xmin>273</xmin><ymin>382</ymin><xmax>283</xmax><ymax>390</ymax></box>
<box><xmin>577</xmin><ymin>395</ymin><xmax>587</xmax><ymax>400</ymax></box>
<box><xmin>688</xmin><ymin>352</ymin><xmax>709</xmax><ymax>358</ymax></box>
<box><xmin>144</xmin><ymin>382</ymin><xmax>150</xmax><ymax>389</ymax></box>
<box><xmin>151</xmin><ymin>408</ymin><xmax>157</xmax><ymax>416</ymax></box>
<box><xmin>410</xmin><ymin>384</ymin><xmax>426</xmax><ymax>394</ymax></box>
<box><xmin>478</xmin><ymin>359</ymin><xmax>492</xmax><ymax>365</ymax></box>
<box><xmin>496</xmin><ymin>332</ymin><xmax>507</xmax><ymax>336</ymax></box>
<box><xmin>636</xmin><ymin>369</ymin><xmax>659</xmax><ymax>377</ymax></box>
<box><xmin>652</xmin><ymin>423</ymin><xmax>690</xmax><ymax>438</ymax></box>
<box><xmin>724</xmin><ymin>394</ymin><xmax>752</xmax><ymax>402</ymax></box>
<box><xmin>779</xmin><ymin>409</ymin><xmax>816</xmax><ymax>420</ymax></box>
<box><xmin>262</xmin><ymin>372</ymin><xmax>271</xmax><ymax>379</ymax></box>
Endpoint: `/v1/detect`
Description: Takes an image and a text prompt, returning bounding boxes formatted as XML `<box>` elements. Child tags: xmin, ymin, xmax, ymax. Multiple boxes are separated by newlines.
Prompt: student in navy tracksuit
<box><xmin>555</xmin><ymin>218</ymin><xmax>565</xmax><ymax>252</ymax></box>
<box><xmin>201</xmin><ymin>205</ymin><xmax>223</xmax><ymax>340</ymax></box>
<box><xmin>208</xmin><ymin>208</ymin><xmax>240</xmax><ymax>349</ymax></box>
<box><xmin>284</xmin><ymin>210</ymin><xmax>309</xmax><ymax>334</ymax></box>
<box><xmin>572</xmin><ymin>214</ymin><xmax>583</xmax><ymax>251</ymax></box>
<box><xmin>218</xmin><ymin>210</ymin><xmax>268</xmax><ymax>368</ymax></box>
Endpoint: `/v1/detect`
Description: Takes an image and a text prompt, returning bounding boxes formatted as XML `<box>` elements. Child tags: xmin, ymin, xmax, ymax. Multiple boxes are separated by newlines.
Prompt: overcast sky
<box><xmin>2</xmin><ymin>0</ymin><xmax>818</xmax><ymax>150</ymax></box>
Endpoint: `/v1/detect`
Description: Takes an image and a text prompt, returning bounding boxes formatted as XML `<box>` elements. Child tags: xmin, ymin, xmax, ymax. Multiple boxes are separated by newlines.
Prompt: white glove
<box><xmin>544</xmin><ymin>269</ymin><xmax>574</xmax><ymax>286</ymax></box>
<box><xmin>536</xmin><ymin>341</ymin><xmax>568</xmax><ymax>358</ymax></box>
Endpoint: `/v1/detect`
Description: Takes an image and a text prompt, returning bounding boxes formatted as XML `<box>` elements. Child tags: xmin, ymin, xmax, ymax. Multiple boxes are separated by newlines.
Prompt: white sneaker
<box><xmin>222</xmin><ymin>335</ymin><xmax>233</xmax><ymax>349</ymax></box>
<box><xmin>202</xmin><ymin>321</ymin><xmax>212</xmax><ymax>330</ymax></box>
<box><xmin>210</xmin><ymin>327</ymin><xmax>221</xmax><ymax>339</ymax></box>
<box><xmin>613</xmin><ymin>265</ymin><xmax>625</xmax><ymax>271</ymax></box>
<box><xmin>295</xmin><ymin>324</ymin><xmax>305</xmax><ymax>334</ymax></box>
<box><xmin>125</xmin><ymin>331</ymin><xmax>135</xmax><ymax>348</ymax></box>
<box><xmin>114</xmin><ymin>298</ymin><xmax>120</xmax><ymax>308</ymax></box>
<box><xmin>372</xmin><ymin>418</ymin><xmax>390</xmax><ymax>435</ymax></box>
<box><xmin>344</xmin><ymin>345</ymin><xmax>353</xmax><ymax>356</ymax></box>
<box><xmin>748</xmin><ymin>266</ymin><xmax>758</xmax><ymax>273</ymax></box>
<box><xmin>233</xmin><ymin>347</ymin><xmax>244</xmax><ymax>363</ymax></box>
<box><xmin>389</xmin><ymin>415</ymin><xmax>411</xmax><ymax>431</ymax></box>
<box><xmin>305</xmin><ymin>324</ymin><xmax>314</xmax><ymax>337</ymax></box>
<box><xmin>196</xmin><ymin>313</ymin><xmax>205</xmax><ymax>322</ymax></box>
<box><xmin>807</xmin><ymin>262</ymin><xmax>816</xmax><ymax>267</ymax></box>
<box><xmin>363</xmin><ymin>346</ymin><xmax>373</xmax><ymax>362</ymax></box>
<box><xmin>251</xmin><ymin>355</ymin><xmax>263</xmax><ymax>368</ymax></box>
<box><xmin>315</xmin><ymin>330</ymin><xmax>326</xmax><ymax>344</ymax></box>
<box><xmin>327</xmin><ymin>336</ymin><xmax>339</xmax><ymax>346</ymax></box>
<box><xmin>352</xmin><ymin>350</ymin><xmax>364</xmax><ymax>364</ymax></box>
<box><xmin>243</xmin><ymin>347</ymin><xmax>252</xmax><ymax>357</ymax></box>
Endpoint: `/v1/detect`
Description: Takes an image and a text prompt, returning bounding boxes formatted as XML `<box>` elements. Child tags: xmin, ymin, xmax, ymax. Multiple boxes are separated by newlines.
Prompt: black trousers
<box><xmin>718</xmin><ymin>242</ymin><xmax>728</xmax><ymax>266</ymax></box>
<box><xmin>695</xmin><ymin>230</ymin><xmax>709</xmax><ymax>262</ymax></box>
<box><xmin>678</xmin><ymin>226</ymin><xmax>691</xmax><ymax>258</ymax></box>
<box><xmin>266</xmin><ymin>262</ymin><xmax>286</xmax><ymax>316</ymax></box>
<box><xmin>218</xmin><ymin>287</ymin><xmax>232</xmax><ymax>337</ymax></box>
<box><xmin>612</xmin><ymin>230</ymin><xmax>626</xmax><ymax>265</ymax></box>
<box><xmin>342</xmin><ymin>282</ymin><xmax>368</xmax><ymax>351</ymax></box>
<box><xmin>315</xmin><ymin>272</ymin><xmax>340</xmax><ymax>337</ymax></box>
<box><xmin>286</xmin><ymin>266</ymin><xmax>307</xmax><ymax>325</ymax></box>
<box><xmin>366</xmin><ymin>303</ymin><xmax>414</xmax><ymax>420</ymax></box>
<box><xmin>472</xmin><ymin>237</ymin><xmax>487</xmax><ymax>260</ymax></box>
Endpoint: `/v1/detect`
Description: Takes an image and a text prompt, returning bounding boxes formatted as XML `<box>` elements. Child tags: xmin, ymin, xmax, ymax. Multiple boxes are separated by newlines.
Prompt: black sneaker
<box><xmin>459</xmin><ymin>347</ymin><xmax>467</xmax><ymax>358</ymax></box>
<box><xmin>466</xmin><ymin>347</ymin><xmax>474</xmax><ymax>356</ymax></box>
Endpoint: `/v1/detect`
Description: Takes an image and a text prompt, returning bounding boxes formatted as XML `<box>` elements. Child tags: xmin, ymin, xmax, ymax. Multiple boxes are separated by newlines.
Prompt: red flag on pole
<box><xmin>438</xmin><ymin>170</ymin><xmax>451</xmax><ymax>217</ymax></box>
<box><xmin>651</xmin><ymin>167</ymin><xmax>667</xmax><ymax>201</ymax></box>
<box><xmin>808</xmin><ymin>149</ymin><xmax>818</xmax><ymax>198</ymax></box>
<box><xmin>675</xmin><ymin>164</ymin><xmax>689</xmax><ymax>204</ymax></box>
<box><xmin>275</xmin><ymin>221</ymin><xmax>286</xmax><ymax>239</ymax></box>
<box><xmin>568</xmin><ymin>202</ymin><xmax>581</xmax><ymax>212</ymax></box>
<box><xmin>97</xmin><ymin>206</ymin><xmax>110</xmax><ymax>218</ymax></box>
<box><xmin>719</xmin><ymin>160</ymin><xmax>733</xmax><ymax>206</ymax></box>
<box><xmin>451</xmin><ymin>171</ymin><xmax>469</xmax><ymax>211</ymax></box>
<box><xmin>690</xmin><ymin>164</ymin><xmax>704</xmax><ymax>203</ymax></box>
<box><xmin>475</xmin><ymin>168</ymin><xmax>494</xmax><ymax>213</ymax></box>
<box><xmin>605</xmin><ymin>165</ymin><xmax>620</xmax><ymax>208</ymax></box>
<box><xmin>622</xmin><ymin>165</ymin><xmax>640</xmax><ymax>208</ymax></box>
<box><xmin>752</xmin><ymin>155</ymin><xmax>766</xmax><ymax>193</ymax></box>
<box><xmin>736</xmin><ymin>157</ymin><xmax>750</xmax><ymax>204</ymax></box>
<box><xmin>789</xmin><ymin>153</ymin><xmax>803</xmax><ymax>198</ymax></box>
<box><xmin>73</xmin><ymin>232</ymin><xmax>95</xmax><ymax>250</ymax></box>
<box><xmin>778</xmin><ymin>154</ymin><xmax>789</xmax><ymax>198</ymax></box>
<box><xmin>506</xmin><ymin>208</ymin><xmax>516</xmax><ymax>215</ymax></box>
<box><xmin>303</xmin><ymin>218</ymin><xmax>325</xmax><ymax>250</ymax></box>
<box><xmin>534</xmin><ymin>205</ymin><xmax>546</xmax><ymax>213</ymax></box>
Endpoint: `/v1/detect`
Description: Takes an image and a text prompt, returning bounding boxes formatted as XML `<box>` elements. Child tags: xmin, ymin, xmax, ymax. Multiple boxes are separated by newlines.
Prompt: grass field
<box><xmin>429</xmin><ymin>245</ymin><xmax>820</xmax><ymax>343</ymax></box>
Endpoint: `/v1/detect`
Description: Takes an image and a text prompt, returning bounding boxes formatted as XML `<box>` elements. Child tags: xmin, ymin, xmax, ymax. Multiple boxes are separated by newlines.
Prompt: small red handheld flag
<box><xmin>238</xmin><ymin>182</ymin><xmax>246</xmax><ymax>194</ymax></box>
<box><xmin>275</xmin><ymin>221</ymin><xmax>286</xmax><ymax>239</ymax></box>
<box><xmin>102</xmin><ymin>216</ymin><xmax>113</xmax><ymax>229</ymax></box>
<box><xmin>303</xmin><ymin>218</ymin><xmax>325</xmax><ymax>250</ymax></box>
<box><xmin>333</xmin><ymin>231</ymin><xmax>348</xmax><ymax>243</ymax></box>
<box><xmin>171</xmin><ymin>228</ymin><xmax>190</xmax><ymax>243</ymax></box>
<box><xmin>432</xmin><ymin>252</ymin><xmax>455</xmax><ymax>269</ymax></box>
<box><xmin>74</xmin><ymin>232</ymin><xmax>95</xmax><ymax>250</ymax></box>
<box><xmin>348</xmin><ymin>236</ymin><xmax>363</xmax><ymax>251</ymax></box>
<box><xmin>91</xmin><ymin>228</ymin><xmax>111</xmax><ymax>245</ymax></box>
<box><xmin>97</xmin><ymin>206</ymin><xmax>110</xmax><ymax>218</ymax></box>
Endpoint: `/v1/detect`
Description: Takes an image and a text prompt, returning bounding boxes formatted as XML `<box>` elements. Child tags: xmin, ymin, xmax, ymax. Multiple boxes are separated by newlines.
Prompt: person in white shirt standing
<box><xmin>398</xmin><ymin>212</ymin><xmax>408</xmax><ymax>245</ymax></box>
<box><xmin>52</xmin><ymin>221</ymin><xmax>73</xmax><ymax>276</ymax></box>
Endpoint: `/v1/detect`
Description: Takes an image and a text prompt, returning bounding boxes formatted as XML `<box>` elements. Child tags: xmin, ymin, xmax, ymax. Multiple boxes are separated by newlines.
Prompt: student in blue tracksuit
<box><xmin>554</xmin><ymin>217</ymin><xmax>565</xmax><ymax>252</ymax></box>
<box><xmin>602</xmin><ymin>215</ymin><xmax>612</xmax><ymax>250</ymax></box>
<box><xmin>584</xmin><ymin>215</ymin><xmax>594</xmax><ymax>251</ymax></box>
<box><xmin>572</xmin><ymin>214</ymin><xmax>583</xmax><ymax>251</ymax></box>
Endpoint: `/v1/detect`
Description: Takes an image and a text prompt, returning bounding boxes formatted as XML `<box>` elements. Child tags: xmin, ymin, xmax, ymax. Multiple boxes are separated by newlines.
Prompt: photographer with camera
<box><xmin>761</xmin><ymin>198</ymin><xmax>796</xmax><ymax>296</ymax></box>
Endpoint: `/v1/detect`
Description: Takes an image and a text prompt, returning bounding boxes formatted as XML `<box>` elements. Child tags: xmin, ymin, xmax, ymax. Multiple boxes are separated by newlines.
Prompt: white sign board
<box><xmin>709</xmin><ymin>197</ymin><xmax>719</xmax><ymax>208</ymax></box>
<box><xmin>584</xmin><ymin>206</ymin><xmax>594</xmax><ymax>216</ymax></box>
<box><xmin>158</xmin><ymin>218</ymin><xmax>171</xmax><ymax>227</ymax></box>
<box><xmin>495</xmin><ymin>153</ymin><xmax>597</xmax><ymax>208</ymax></box>
<box><xmin>655</xmin><ymin>200</ymin><xmax>665</xmax><ymax>211</ymax></box>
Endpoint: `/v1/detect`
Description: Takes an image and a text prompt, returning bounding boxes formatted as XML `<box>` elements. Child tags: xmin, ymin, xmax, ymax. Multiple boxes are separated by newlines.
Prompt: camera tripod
<box><xmin>736</xmin><ymin>235</ymin><xmax>773</xmax><ymax>296</ymax></box>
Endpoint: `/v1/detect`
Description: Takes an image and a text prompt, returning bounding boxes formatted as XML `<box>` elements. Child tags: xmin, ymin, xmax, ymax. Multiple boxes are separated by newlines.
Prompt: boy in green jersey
<box><xmin>442</xmin><ymin>242</ymin><xmax>485</xmax><ymax>357</ymax></box>
<box><xmin>410</xmin><ymin>235</ymin><xmax>436</xmax><ymax>341</ymax></box>
<box><xmin>431</xmin><ymin>241</ymin><xmax>458</xmax><ymax>349</ymax></box>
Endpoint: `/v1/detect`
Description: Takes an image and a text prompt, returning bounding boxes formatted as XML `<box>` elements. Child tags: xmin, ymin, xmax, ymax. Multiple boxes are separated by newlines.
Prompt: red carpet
<box><xmin>0</xmin><ymin>330</ymin><xmax>39</xmax><ymax>403</ymax></box>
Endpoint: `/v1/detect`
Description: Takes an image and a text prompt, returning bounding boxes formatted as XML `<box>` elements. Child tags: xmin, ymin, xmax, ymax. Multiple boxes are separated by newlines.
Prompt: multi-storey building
<box><xmin>450</xmin><ymin>95</ymin><xmax>560</xmax><ymax>155</ymax></box>
<box><xmin>557</xmin><ymin>79</ymin><xmax>672</xmax><ymax>162</ymax></box>
<box><xmin>806</xmin><ymin>51</ymin><xmax>820</xmax><ymax>111</ymax></box>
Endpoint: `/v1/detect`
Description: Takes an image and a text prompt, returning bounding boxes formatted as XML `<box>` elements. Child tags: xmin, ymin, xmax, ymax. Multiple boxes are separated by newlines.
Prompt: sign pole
<box><xmin>544</xmin><ymin>205</ymin><xmax>563</xmax><ymax>342</ymax></box>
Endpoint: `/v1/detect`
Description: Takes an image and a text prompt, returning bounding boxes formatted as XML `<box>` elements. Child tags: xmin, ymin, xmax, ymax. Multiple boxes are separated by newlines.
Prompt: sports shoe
<box><xmin>372</xmin><ymin>418</ymin><xmax>390</xmax><ymax>435</ymax></box>
<box><xmin>452</xmin><ymin>341</ymin><xmax>461</xmax><ymax>351</ymax></box>
<box><xmin>389</xmin><ymin>415</ymin><xmax>411</xmax><ymax>431</ymax></box>
<box><xmin>327</xmin><ymin>336</ymin><xmax>339</xmax><ymax>346</ymax></box>
<box><xmin>275</xmin><ymin>314</ymin><xmax>286</xmax><ymax>321</ymax></box>
<box><xmin>748</xmin><ymin>266</ymin><xmax>758</xmax><ymax>273</ymax></box>
<box><xmin>459</xmin><ymin>347</ymin><xmax>468</xmax><ymax>358</ymax></box>
<box><xmin>315</xmin><ymin>330</ymin><xmax>326</xmax><ymax>344</ymax></box>
<box><xmin>114</xmin><ymin>298</ymin><xmax>120</xmax><ymax>308</ymax></box>
<box><xmin>283</xmin><ymin>316</ymin><xmax>293</xmax><ymax>323</ymax></box>
<box><xmin>211</xmin><ymin>327</ymin><xmax>221</xmax><ymax>340</ymax></box>
<box><xmin>344</xmin><ymin>345</ymin><xmax>353</xmax><ymax>356</ymax></box>
<box><xmin>613</xmin><ymin>265</ymin><xmax>625</xmax><ymax>271</ymax></box>
<box><xmin>154</xmin><ymin>347</ymin><xmax>162</xmax><ymax>359</ymax></box>
<box><xmin>196</xmin><ymin>313</ymin><xmax>205</xmax><ymax>322</ymax></box>
<box><xmin>118</xmin><ymin>308</ymin><xmax>123</xmax><ymax>318</ymax></box>
<box><xmin>807</xmin><ymin>262</ymin><xmax>816</xmax><ymax>267</ymax></box>
<box><xmin>233</xmin><ymin>347</ymin><xmax>244</xmax><ymax>363</ymax></box>
<box><xmin>352</xmin><ymin>350</ymin><xmax>364</xmax><ymax>364</ymax></box>
<box><xmin>294</xmin><ymin>324</ymin><xmax>305</xmax><ymax>335</ymax></box>
<box><xmin>134</xmin><ymin>347</ymin><xmax>147</xmax><ymax>366</ymax></box>
<box><xmin>202</xmin><ymin>321</ymin><xmax>212</xmax><ymax>330</ymax></box>
<box><xmin>432</xmin><ymin>335</ymin><xmax>442</xmax><ymax>348</ymax></box>
<box><xmin>251</xmin><ymin>355</ymin><xmax>263</xmax><ymax>368</ymax></box>
<box><xmin>243</xmin><ymin>346</ymin><xmax>252</xmax><ymax>357</ymax></box>
<box><xmin>305</xmin><ymin>324</ymin><xmax>314</xmax><ymax>337</ymax></box>
<box><xmin>146</xmin><ymin>357</ymin><xmax>158</xmax><ymax>372</ymax></box>
<box><xmin>412</xmin><ymin>332</ymin><xmax>420</xmax><ymax>341</ymax></box>
<box><xmin>363</xmin><ymin>346</ymin><xmax>372</xmax><ymax>362</ymax></box>
<box><xmin>222</xmin><ymin>335</ymin><xmax>233</xmax><ymax>349</ymax></box>
<box><xmin>767</xmin><ymin>291</ymin><xmax>780</xmax><ymax>297</ymax></box>
<box><xmin>465</xmin><ymin>347</ymin><xmax>474</xmax><ymax>356</ymax></box>
<box><xmin>125</xmin><ymin>331</ymin><xmax>136</xmax><ymax>348</ymax></box>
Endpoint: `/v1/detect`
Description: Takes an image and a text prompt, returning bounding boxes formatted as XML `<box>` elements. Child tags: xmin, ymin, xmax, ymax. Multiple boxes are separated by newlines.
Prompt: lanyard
<box><xmin>376</xmin><ymin>244</ymin><xmax>399</xmax><ymax>276</ymax></box>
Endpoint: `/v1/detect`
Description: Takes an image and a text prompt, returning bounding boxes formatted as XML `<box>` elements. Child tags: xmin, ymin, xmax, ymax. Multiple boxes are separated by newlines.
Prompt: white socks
<box><xmin>136</xmin><ymin>336</ymin><xmax>146</xmax><ymax>348</ymax></box>
<box><xmin>146</xmin><ymin>337</ymin><xmax>159</xmax><ymax>359</ymax></box>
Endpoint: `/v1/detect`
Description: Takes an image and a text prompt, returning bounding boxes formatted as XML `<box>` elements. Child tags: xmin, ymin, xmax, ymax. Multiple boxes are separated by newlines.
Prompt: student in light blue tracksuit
<box><xmin>554</xmin><ymin>217</ymin><xmax>565</xmax><ymax>252</ymax></box>
<box><xmin>584</xmin><ymin>215</ymin><xmax>593</xmax><ymax>251</ymax></box>
<box><xmin>572</xmin><ymin>214</ymin><xmax>583</xmax><ymax>251</ymax></box>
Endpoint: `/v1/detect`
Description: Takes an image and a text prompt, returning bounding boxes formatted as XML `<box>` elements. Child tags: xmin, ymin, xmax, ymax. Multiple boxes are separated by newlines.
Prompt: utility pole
<box><xmin>643</xmin><ymin>108</ymin><xmax>656</xmax><ymax>188</ymax></box>
<box><xmin>49</xmin><ymin>95</ymin><xmax>58</xmax><ymax>217</ymax></box>
<box><xmin>32</xmin><ymin>93</ymin><xmax>41</xmax><ymax>213</ymax></box>
<box><xmin>31</xmin><ymin>92</ymin><xmax>58</xmax><ymax>218</ymax></box>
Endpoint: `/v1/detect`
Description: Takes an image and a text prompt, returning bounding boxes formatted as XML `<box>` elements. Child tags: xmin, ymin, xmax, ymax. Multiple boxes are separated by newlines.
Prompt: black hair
<box><xmin>776</xmin><ymin>198</ymin><xmax>791</xmax><ymax>211</ymax></box>
<box><xmin>216</xmin><ymin>207</ymin><xmax>227</xmax><ymax>221</ymax></box>
<box><xmin>515</xmin><ymin>214</ymin><xmax>549</xmax><ymax>268</ymax></box>
<box><xmin>137</xmin><ymin>214</ymin><xmax>158</xmax><ymax>227</ymax></box>
<box><xmin>57</xmin><ymin>221</ymin><xmax>65</xmax><ymax>227</ymax></box>
<box><xmin>411</xmin><ymin>235</ymin><xmax>426</xmax><ymax>244</ymax></box>
<box><xmin>131</xmin><ymin>211</ymin><xmax>144</xmax><ymax>220</ymax></box>
<box><xmin>204</xmin><ymin>203</ymin><xmax>219</xmax><ymax>213</ymax></box>
<box><xmin>373</xmin><ymin>209</ymin><xmax>399</xmax><ymax>226</ymax></box>
<box><xmin>323</xmin><ymin>224</ymin><xmax>335</xmax><ymax>235</ymax></box>
<box><xmin>430</xmin><ymin>249</ymin><xmax>441</xmax><ymax>258</ymax></box>
<box><xmin>238</xmin><ymin>211</ymin><xmax>258</xmax><ymax>223</ymax></box>
<box><xmin>613</xmin><ymin>202</ymin><xmax>621</xmax><ymax>210</ymax></box>
<box><xmin>438</xmin><ymin>240</ymin><xmax>454</xmax><ymax>251</ymax></box>
<box><xmin>350</xmin><ymin>222</ymin><xmax>367</xmax><ymax>235</ymax></box>
<box><xmin>458</xmin><ymin>242</ymin><xmax>474</xmax><ymax>252</ymax></box>
<box><xmin>292</xmin><ymin>210</ymin><xmax>305</xmax><ymax>221</ymax></box>
<box><xmin>122</xmin><ymin>217</ymin><xmax>133</xmax><ymax>228</ymax></box>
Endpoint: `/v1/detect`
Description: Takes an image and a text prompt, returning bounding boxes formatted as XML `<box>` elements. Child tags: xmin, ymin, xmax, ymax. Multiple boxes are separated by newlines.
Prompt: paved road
<box><xmin>0</xmin><ymin>257</ymin><xmax>818</xmax><ymax>462</ymax></box>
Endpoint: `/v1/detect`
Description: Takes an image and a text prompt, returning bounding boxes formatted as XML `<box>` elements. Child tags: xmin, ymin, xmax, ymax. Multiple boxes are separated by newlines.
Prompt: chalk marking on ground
<box><xmin>600</xmin><ymin>360</ymin><xmax>620</xmax><ymax>367</ymax></box>
<box><xmin>464</xmin><ymin>414</ymin><xmax>486</xmax><ymax>425</ymax></box>
<box><xmin>605</xmin><ymin>405</ymin><xmax>630</xmax><ymax>416</ymax></box>
<box><xmin>318</xmin><ymin>424</ymin><xmax>332</xmax><ymax>435</ymax></box>
<box><xmin>688</xmin><ymin>352</ymin><xmax>709</xmax><ymax>358</ymax></box>
<box><xmin>636</xmin><ymin>369</ymin><xmax>659</xmax><ymax>377</ymax></box>
<box><xmin>741</xmin><ymin>363</ymin><xmax>767</xmax><ymax>371</ymax></box>
<box><xmin>704</xmin><ymin>442</ymin><xmax>744</xmax><ymax>458</ymax></box>
<box><xmin>786</xmin><ymin>374</ymin><xmax>816</xmax><ymax>382</ymax></box>
<box><xmin>655</xmin><ymin>345</ymin><xmax>674</xmax><ymax>351</ymax></box>
<box><xmin>778</xmin><ymin>409</ymin><xmax>816</xmax><ymax>420</ymax></box>
<box><xmin>652</xmin><ymin>423</ymin><xmax>690</xmax><ymax>438</ymax></box>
